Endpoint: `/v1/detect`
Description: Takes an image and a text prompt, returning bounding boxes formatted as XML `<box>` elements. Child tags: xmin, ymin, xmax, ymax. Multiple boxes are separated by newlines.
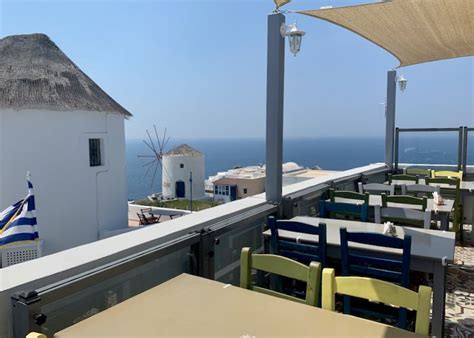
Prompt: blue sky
<box><xmin>1</xmin><ymin>0</ymin><xmax>472</xmax><ymax>140</ymax></box>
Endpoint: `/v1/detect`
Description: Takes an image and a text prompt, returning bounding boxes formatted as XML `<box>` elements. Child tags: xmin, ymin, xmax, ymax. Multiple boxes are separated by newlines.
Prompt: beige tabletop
<box><xmin>55</xmin><ymin>273</ymin><xmax>423</xmax><ymax>338</ymax></box>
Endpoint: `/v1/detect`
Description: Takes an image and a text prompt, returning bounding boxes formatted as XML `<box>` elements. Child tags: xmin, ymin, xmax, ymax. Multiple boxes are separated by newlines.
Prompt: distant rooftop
<box><xmin>165</xmin><ymin>144</ymin><xmax>203</xmax><ymax>157</ymax></box>
<box><xmin>0</xmin><ymin>33</ymin><xmax>132</xmax><ymax>116</ymax></box>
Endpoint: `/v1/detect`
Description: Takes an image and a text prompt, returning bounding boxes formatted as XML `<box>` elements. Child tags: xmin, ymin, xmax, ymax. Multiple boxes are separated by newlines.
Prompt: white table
<box><xmin>263</xmin><ymin>216</ymin><xmax>455</xmax><ymax>338</ymax></box>
<box><xmin>55</xmin><ymin>274</ymin><xmax>424</xmax><ymax>338</ymax></box>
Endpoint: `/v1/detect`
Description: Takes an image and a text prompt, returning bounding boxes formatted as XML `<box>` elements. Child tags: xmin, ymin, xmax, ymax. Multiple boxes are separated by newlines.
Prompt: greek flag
<box><xmin>0</xmin><ymin>176</ymin><xmax>39</xmax><ymax>246</ymax></box>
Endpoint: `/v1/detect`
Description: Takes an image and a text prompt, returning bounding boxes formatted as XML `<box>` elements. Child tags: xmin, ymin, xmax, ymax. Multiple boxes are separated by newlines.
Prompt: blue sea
<box><xmin>126</xmin><ymin>136</ymin><xmax>465</xmax><ymax>200</ymax></box>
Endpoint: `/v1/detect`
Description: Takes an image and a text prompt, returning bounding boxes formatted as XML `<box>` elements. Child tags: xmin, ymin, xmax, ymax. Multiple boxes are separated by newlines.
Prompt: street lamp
<box><xmin>397</xmin><ymin>75</ymin><xmax>407</xmax><ymax>92</ymax></box>
<box><xmin>280</xmin><ymin>22</ymin><xmax>305</xmax><ymax>56</ymax></box>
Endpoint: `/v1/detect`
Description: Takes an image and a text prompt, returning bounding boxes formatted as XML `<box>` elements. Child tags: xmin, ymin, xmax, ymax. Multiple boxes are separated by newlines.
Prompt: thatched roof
<box><xmin>165</xmin><ymin>144</ymin><xmax>203</xmax><ymax>157</ymax></box>
<box><xmin>0</xmin><ymin>33</ymin><xmax>132</xmax><ymax>116</ymax></box>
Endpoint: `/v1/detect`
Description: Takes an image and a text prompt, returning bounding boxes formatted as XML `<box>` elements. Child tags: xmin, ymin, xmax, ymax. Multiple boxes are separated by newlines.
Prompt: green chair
<box><xmin>432</xmin><ymin>170</ymin><xmax>463</xmax><ymax>182</ymax></box>
<box><xmin>329</xmin><ymin>188</ymin><xmax>369</xmax><ymax>204</ymax></box>
<box><xmin>426</xmin><ymin>177</ymin><xmax>462</xmax><ymax>234</ymax></box>
<box><xmin>404</xmin><ymin>167</ymin><xmax>432</xmax><ymax>178</ymax></box>
<box><xmin>321</xmin><ymin>268</ymin><xmax>432</xmax><ymax>336</ymax></box>
<box><xmin>240</xmin><ymin>247</ymin><xmax>321</xmax><ymax>306</ymax></box>
<box><xmin>381</xmin><ymin>193</ymin><xmax>428</xmax><ymax>227</ymax></box>
<box><xmin>388</xmin><ymin>173</ymin><xmax>419</xmax><ymax>185</ymax></box>
<box><xmin>381</xmin><ymin>193</ymin><xmax>427</xmax><ymax>211</ymax></box>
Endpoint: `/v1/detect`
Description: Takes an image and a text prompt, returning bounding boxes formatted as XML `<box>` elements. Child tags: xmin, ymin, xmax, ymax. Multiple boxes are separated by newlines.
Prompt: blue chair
<box><xmin>269</xmin><ymin>216</ymin><xmax>327</xmax><ymax>268</ymax></box>
<box><xmin>319</xmin><ymin>200</ymin><xmax>369</xmax><ymax>222</ymax></box>
<box><xmin>340</xmin><ymin>227</ymin><xmax>412</xmax><ymax>329</ymax></box>
<box><xmin>268</xmin><ymin>216</ymin><xmax>327</xmax><ymax>305</ymax></box>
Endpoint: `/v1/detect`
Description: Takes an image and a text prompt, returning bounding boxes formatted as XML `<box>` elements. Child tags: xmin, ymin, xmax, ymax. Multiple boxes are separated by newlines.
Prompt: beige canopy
<box><xmin>277</xmin><ymin>0</ymin><xmax>474</xmax><ymax>67</ymax></box>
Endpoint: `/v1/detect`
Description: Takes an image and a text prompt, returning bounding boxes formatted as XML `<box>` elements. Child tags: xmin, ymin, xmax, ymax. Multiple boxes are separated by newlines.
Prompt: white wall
<box><xmin>0</xmin><ymin>109</ymin><xmax>128</xmax><ymax>255</ymax></box>
<box><xmin>162</xmin><ymin>154</ymin><xmax>205</xmax><ymax>199</ymax></box>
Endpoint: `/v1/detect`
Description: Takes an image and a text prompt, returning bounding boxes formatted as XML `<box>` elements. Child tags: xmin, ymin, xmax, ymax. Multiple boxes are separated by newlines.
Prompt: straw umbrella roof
<box><xmin>0</xmin><ymin>33</ymin><xmax>132</xmax><ymax>116</ymax></box>
<box><xmin>277</xmin><ymin>0</ymin><xmax>473</xmax><ymax>67</ymax></box>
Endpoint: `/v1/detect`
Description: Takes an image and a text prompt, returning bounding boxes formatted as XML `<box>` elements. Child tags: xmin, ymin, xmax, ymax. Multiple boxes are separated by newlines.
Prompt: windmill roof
<box><xmin>165</xmin><ymin>144</ymin><xmax>202</xmax><ymax>157</ymax></box>
<box><xmin>0</xmin><ymin>33</ymin><xmax>132</xmax><ymax>116</ymax></box>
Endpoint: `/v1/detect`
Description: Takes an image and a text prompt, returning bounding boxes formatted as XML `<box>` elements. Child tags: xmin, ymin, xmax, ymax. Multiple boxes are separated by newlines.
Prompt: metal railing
<box><xmin>465</xmin><ymin>127</ymin><xmax>474</xmax><ymax>171</ymax></box>
<box><xmin>8</xmin><ymin>164</ymin><xmax>390</xmax><ymax>338</ymax></box>
<box><xmin>394</xmin><ymin>126</ymin><xmax>472</xmax><ymax>172</ymax></box>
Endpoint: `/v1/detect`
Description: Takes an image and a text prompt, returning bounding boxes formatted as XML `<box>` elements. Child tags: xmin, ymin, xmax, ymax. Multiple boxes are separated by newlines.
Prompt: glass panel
<box><xmin>37</xmin><ymin>246</ymin><xmax>193</xmax><ymax>336</ymax></box>
<box><xmin>213</xmin><ymin>217</ymin><xmax>266</xmax><ymax>285</ymax></box>
<box><xmin>467</xmin><ymin>130</ymin><xmax>474</xmax><ymax>165</ymax></box>
<box><xmin>398</xmin><ymin>131</ymin><xmax>459</xmax><ymax>165</ymax></box>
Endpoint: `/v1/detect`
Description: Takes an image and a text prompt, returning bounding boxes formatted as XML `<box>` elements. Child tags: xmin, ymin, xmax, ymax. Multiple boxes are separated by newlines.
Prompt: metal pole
<box><xmin>457</xmin><ymin>127</ymin><xmax>463</xmax><ymax>171</ymax></box>
<box><xmin>189</xmin><ymin>171</ymin><xmax>193</xmax><ymax>212</ymax></box>
<box><xmin>385</xmin><ymin>70</ymin><xmax>397</xmax><ymax>169</ymax></box>
<box><xmin>462</xmin><ymin>126</ymin><xmax>468</xmax><ymax>173</ymax></box>
<box><xmin>394</xmin><ymin>128</ymin><xmax>400</xmax><ymax>172</ymax></box>
<box><xmin>265</xmin><ymin>12</ymin><xmax>285</xmax><ymax>204</ymax></box>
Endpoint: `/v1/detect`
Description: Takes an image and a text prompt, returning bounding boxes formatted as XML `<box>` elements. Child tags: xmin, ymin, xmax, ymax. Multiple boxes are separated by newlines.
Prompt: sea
<box><xmin>126</xmin><ymin>136</ymin><xmax>464</xmax><ymax>200</ymax></box>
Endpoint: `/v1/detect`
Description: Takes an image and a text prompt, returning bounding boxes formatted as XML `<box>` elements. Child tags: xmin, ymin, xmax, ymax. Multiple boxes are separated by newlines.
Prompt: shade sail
<box><xmin>274</xmin><ymin>0</ymin><xmax>291</xmax><ymax>8</ymax></box>
<box><xmin>297</xmin><ymin>0</ymin><xmax>473</xmax><ymax>67</ymax></box>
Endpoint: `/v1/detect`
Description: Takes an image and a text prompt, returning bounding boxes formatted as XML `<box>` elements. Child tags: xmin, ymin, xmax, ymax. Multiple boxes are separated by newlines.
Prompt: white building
<box><xmin>0</xmin><ymin>34</ymin><xmax>131</xmax><ymax>255</ymax></box>
<box><xmin>162</xmin><ymin>144</ymin><xmax>205</xmax><ymax>199</ymax></box>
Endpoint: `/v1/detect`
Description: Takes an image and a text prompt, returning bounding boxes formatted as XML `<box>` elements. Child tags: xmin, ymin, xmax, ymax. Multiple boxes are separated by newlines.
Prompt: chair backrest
<box><xmin>269</xmin><ymin>216</ymin><xmax>327</xmax><ymax>267</ymax></box>
<box><xmin>375</xmin><ymin>206</ymin><xmax>432</xmax><ymax>229</ymax></box>
<box><xmin>425</xmin><ymin>177</ymin><xmax>461</xmax><ymax>204</ymax></box>
<box><xmin>404</xmin><ymin>167</ymin><xmax>432</xmax><ymax>178</ymax></box>
<box><xmin>401</xmin><ymin>184</ymin><xmax>440</xmax><ymax>197</ymax></box>
<box><xmin>388</xmin><ymin>173</ymin><xmax>419</xmax><ymax>185</ymax></box>
<box><xmin>319</xmin><ymin>200</ymin><xmax>369</xmax><ymax>222</ymax></box>
<box><xmin>432</xmin><ymin>170</ymin><xmax>463</xmax><ymax>182</ymax></box>
<box><xmin>381</xmin><ymin>193</ymin><xmax>427</xmax><ymax>211</ymax></box>
<box><xmin>358</xmin><ymin>182</ymin><xmax>394</xmax><ymax>195</ymax></box>
<box><xmin>339</xmin><ymin>227</ymin><xmax>411</xmax><ymax>286</ymax></box>
<box><xmin>137</xmin><ymin>212</ymin><xmax>149</xmax><ymax>225</ymax></box>
<box><xmin>240</xmin><ymin>247</ymin><xmax>321</xmax><ymax>306</ymax></box>
<box><xmin>321</xmin><ymin>268</ymin><xmax>431</xmax><ymax>336</ymax></box>
<box><xmin>329</xmin><ymin>188</ymin><xmax>369</xmax><ymax>204</ymax></box>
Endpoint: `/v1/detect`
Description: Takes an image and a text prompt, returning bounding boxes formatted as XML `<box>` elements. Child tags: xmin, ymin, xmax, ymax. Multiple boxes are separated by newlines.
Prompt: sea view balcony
<box><xmin>1</xmin><ymin>0</ymin><xmax>473</xmax><ymax>337</ymax></box>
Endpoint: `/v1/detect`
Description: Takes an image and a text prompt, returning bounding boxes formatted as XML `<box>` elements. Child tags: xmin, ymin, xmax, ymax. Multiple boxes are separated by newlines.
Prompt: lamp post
<box><xmin>265</xmin><ymin>12</ymin><xmax>305</xmax><ymax>206</ymax></box>
<box><xmin>385</xmin><ymin>71</ymin><xmax>408</xmax><ymax>169</ymax></box>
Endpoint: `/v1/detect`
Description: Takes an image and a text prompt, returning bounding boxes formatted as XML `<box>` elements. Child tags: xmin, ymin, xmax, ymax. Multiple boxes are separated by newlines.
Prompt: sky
<box><xmin>1</xmin><ymin>0</ymin><xmax>472</xmax><ymax>140</ymax></box>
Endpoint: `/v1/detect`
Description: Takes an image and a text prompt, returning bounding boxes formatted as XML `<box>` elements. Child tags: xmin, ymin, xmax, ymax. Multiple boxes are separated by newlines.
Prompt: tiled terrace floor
<box><xmin>445</xmin><ymin>225</ymin><xmax>474</xmax><ymax>337</ymax></box>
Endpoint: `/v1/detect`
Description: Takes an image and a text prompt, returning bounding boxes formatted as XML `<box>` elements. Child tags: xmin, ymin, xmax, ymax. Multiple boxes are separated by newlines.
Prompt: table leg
<box><xmin>440</xmin><ymin>212</ymin><xmax>449</xmax><ymax>231</ymax></box>
<box><xmin>431</xmin><ymin>262</ymin><xmax>447</xmax><ymax>338</ymax></box>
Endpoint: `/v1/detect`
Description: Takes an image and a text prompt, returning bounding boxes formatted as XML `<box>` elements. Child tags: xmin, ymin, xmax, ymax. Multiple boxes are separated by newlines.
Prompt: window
<box><xmin>89</xmin><ymin>139</ymin><xmax>103</xmax><ymax>167</ymax></box>
<box><xmin>180</xmin><ymin>163</ymin><xmax>184</xmax><ymax>168</ymax></box>
<box><xmin>243</xmin><ymin>188</ymin><xmax>248</xmax><ymax>194</ymax></box>
<box><xmin>214</xmin><ymin>185</ymin><xmax>230</xmax><ymax>196</ymax></box>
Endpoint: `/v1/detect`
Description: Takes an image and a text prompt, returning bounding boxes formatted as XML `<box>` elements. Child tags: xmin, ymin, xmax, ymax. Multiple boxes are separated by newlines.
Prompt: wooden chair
<box><xmin>358</xmin><ymin>182</ymin><xmax>394</xmax><ymax>195</ymax></box>
<box><xmin>329</xmin><ymin>188</ymin><xmax>369</xmax><ymax>204</ymax></box>
<box><xmin>340</xmin><ymin>228</ymin><xmax>412</xmax><ymax>328</ymax></box>
<box><xmin>375</xmin><ymin>206</ymin><xmax>432</xmax><ymax>229</ymax></box>
<box><xmin>388</xmin><ymin>173</ymin><xmax>419</xmax><ymax>185</ymax></box>
<box><xmin>269</xmin><ymin>216</ymin><xmax>327</xmax><ymax>268</ymax></box>
<box><xmin>381</xmin><ymin>193</ymin><xmax>427</xmax><ymax>211</ymax></box>
<box><xmin>322</xmin><ymin>268</ymin><xmax>432</xmax><ymax>336</ymax></box>
<box><xmin>380</xmin><ymin>194</ymin><xmax>428</xmax><ymax>227</ymax></box>
<box><xmin>26</xmin><ymin>334</ymin><xmax>47</xmax><ymax>338</ymax></box>
<box><xmin>240</xmin><ymin>247</ymin><xmax>321</xmax><ymax>306</ymax></box>
<box><xmin>140</xmin><ymin>208</ymin><xmax>160</xmax><ymax>224</ymax></box>
<box><xmin>319</xmin><ymin>200</ymin><xmax>369</xmax><ymax>222</ymax></box>
<box><xmin>401</xmin><ymin>184</ymin><xmax>440</xmax><ymax>197</ymax></box>
<box><xmin>137</xmin><ymin>212</ymin><xmax>150</xmax><ymax>225</ymax></box>
<box><xmin>426</xmin><ymin>177</ymin><xmax>462</xmax><ymax>234</ymax></box>
<box><xmin>432</xmin><ymin>170</ymin><xmax>463</xmax><ymax>182</ymax></box>
<box><xmin>403</xmin><ymin>167</ymin><xmax>432</xmax><ymax>178</ymax></box>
